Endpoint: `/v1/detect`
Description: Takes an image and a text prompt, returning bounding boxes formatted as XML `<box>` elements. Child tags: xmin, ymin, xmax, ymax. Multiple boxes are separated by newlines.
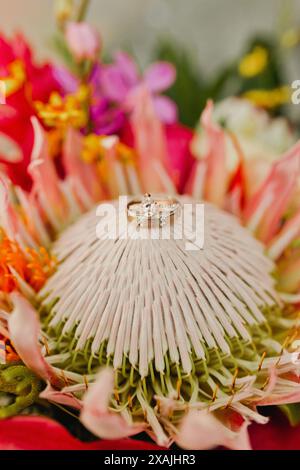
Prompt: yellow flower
<box><xmin>0</xmin><ymin>60</ymin><xmax>26</xmax><ymax>97</ymax></box>
<box><xmin>243</xmin><ymin>86</ymin><xmax>291</xmax><ymax>109</ymax></box>
<box><xmin>82</xmin><ymin>134</ymin><xmax>135</xmax><ymax>165</ymax></box>
<box><xmin>82</xmin><ymin>134</ymin><xmax>105</xmax><ymax>163</ymax></box>
<box><xmin>239</xmin><ymin>46</ymin><xmax>268</xmax><ymax>78</ymax></box>
<box><xmin>35</xmin><ymin>85</ymin><xmax>89</xmax><ymax>129</ymax></box>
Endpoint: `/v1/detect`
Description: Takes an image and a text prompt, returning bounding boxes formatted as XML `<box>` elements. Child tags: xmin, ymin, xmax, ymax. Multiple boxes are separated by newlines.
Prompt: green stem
<box><xmin>76</xmin><ymin>0</ymin><xmax>91</xmax><ymax>22</ymax></box>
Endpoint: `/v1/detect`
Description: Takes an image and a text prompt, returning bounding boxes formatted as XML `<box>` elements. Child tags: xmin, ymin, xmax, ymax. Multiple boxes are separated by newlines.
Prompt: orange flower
<box><xmin>0</xmin><ymin>231</ymin><xmax>56</xmax><ymax>294</ymax></box>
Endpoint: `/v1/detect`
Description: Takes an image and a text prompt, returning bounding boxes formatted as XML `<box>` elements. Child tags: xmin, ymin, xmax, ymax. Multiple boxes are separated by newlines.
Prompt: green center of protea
<box><xmin>38</xmin><ymin>197</ymin><xmax>294</xmax><ymax>424</ymax></box>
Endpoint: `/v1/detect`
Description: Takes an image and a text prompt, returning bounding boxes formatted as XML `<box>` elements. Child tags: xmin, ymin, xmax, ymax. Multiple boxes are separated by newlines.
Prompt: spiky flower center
<box><xmin>38</xmin><ymin>197</ymin><xmax>295</xmax><ymax>429</ymax></box>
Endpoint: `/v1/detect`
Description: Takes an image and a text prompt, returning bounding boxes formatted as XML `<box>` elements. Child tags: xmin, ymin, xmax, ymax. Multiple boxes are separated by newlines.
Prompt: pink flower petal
<box><xmin>0</xmin><ymin>175</ymin><xmax>20</xmax><ymax>239</ymax></box>
<box><xmin>40</xmin><ymin>383</ymin><xmax>83</xmax><ymax>410</ymax></box>
<box><xmin>53</xmin><ymin>65</ymin><xmax>79</xmax><ymax>94</ymax></box>
<box><xmin>144</xmin><ymin>62</ymin><xmax>176</xmax><ymax>93</ymax></box>
<box><xmin>81</xmin><ymin>368</ymin><xmax>145</xmax><ymax>440</ymax></box>
<box><xmin>29</xmin><ymin>117</ymin><xmax>67</xmax><ymax>224</ymax></box>
<box><xmin>63</xmin><ymin>127</ymin><xmax>104</xmax><ymax>206</ymax></box>
<box><xmin>164</xmin><ymin>122</ymin><xmax>195</xmax><ymax>193</ymax></box>
<box><xmin>0</xmin><ymin>132</ymin><xmax>23</xmax><ymax>163</ymax></box>
<box><xmin>130</xmin><ymin>86</ymin><xmax>176</xmax><ymax>193</ymax></box>
<box><xmin>153</xmin><ymin>95</ymin><xmax>178</xmax><ymax>124</ymax></box>
<box><xmin>8</xmin><ymin>292</ymin><xmax>62</xmax><ymax>388</ymax></box>
<box><xmin>115</xmin><ymin>51</ymin><xmax>139</xmax><ymax>88</ymax></box>
<box><xmin>244</xmin><ymin>140</ymin><xmax>300</xmax><ymax>243</ymax></box>
<box><xmin>176</xmin><ymin>410</ymin><xmax>251</xmax><ymax>450</ymax></box>
<box><xmin>65</xmin><ymin>22</ymin><xmax>101</xmax><ymax>62</ymax></box>
<box><xmin>268</xmin><ymin>208</ymin><xmax>300</xmax><ymax>260</ymax></box>
<box><xmin>201</xmin><ymin>100</ymin><xmax>228</xmax><ymax>207</ymax></box>
<box><xmin>101</xmin><ymin>64</ymin><xmax>131</xmax><ymax>103</ymax></box>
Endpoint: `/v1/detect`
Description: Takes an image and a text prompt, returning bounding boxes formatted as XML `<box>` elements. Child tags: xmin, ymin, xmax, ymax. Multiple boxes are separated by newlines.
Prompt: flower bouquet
<box><xmin>0</xmin><ymin>0</ymin><xmax>300</xmax><ymax>451</ymax></box>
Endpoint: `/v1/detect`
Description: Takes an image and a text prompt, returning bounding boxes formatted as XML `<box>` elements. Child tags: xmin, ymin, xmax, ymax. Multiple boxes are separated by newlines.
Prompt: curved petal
<box><xmin>29</xmin><ymin>117</ymin><xmax>67</xmax><ymax>228</ymax></box>
<box><xmin>153</xmin><ymin>95</ymin><xmax>178</xmax><ymax>124</ymax></box>
<box><xmin>63</xmin><ymin>127</ymin><xmax>104</xmax><ymax>205</ymax></box>
<box><xmin>101</xmin><ymin>64</ymin><xmax>131</xmax><ymax>103</ymax></box>
<box><xmin>176</xmin><ymin>410</ymin><xmax>251</xmax><ymax>450</ymax></box>
<box><xmin>268</xmin><ymin>208</ymin><xmax>300</xmax><ymax>260</ymax></box>
<box><xmin>244</xmin><ymin>140</ymin><xmax>300</xmax><ymax>243</ymax></box>
<box><xmin>8</xmin><ymin>292</ymin><xmax>62</xmax><ymax>388</ymax></box>
<box><xmin>129</xmin><ymin>86</ymin><xmax>176</xmax><ymax>193</ymax></box>
<box><xmin>200</xmin><ymin>100</ymin><xmax>228</xmax><ymax>207</ymax></box>
<box><xmin>81</xmin><ymin>368</ymin><xmax>145</xmax><ymax>440</ymax></box>
<box><xmin>144</xmin><ymin>62</ymin><xmax>176</xmax><ymax>93</ymax></box>
<box><xmin>40</xmin><ymin>383</ymin><xmax>82</xmax><ymax>410</ymax></box>
<box><xmin>0</xmin><ymin>132</ymin><xmax>23</xmax><ymax>163</ymax></box>
<box><xmin>115</xmin><ymin>51</ymin><xmax>139</xmax><ymax>88</ymax></box>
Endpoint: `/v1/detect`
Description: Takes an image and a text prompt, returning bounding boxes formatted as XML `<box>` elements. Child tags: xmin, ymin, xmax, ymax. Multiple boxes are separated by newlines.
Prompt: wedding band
<box><xmin>127</xmin><ymin>194</ymin><xmax>181</xmax><ymax>227</ymax></box>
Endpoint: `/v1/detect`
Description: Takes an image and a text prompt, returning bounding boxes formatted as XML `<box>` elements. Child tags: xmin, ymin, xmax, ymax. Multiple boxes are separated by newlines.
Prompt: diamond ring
<box><xmin>127</xmin><ymin>194</ymin><xmax>181</xmax><ymax>227</ymax></box>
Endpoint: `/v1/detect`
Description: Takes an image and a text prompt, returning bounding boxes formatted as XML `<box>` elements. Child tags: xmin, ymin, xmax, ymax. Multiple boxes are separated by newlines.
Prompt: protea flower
<box><xmin>0</xmin><ymin>89</ymin><xmax>300</xmax><ymax>450</ymax></box>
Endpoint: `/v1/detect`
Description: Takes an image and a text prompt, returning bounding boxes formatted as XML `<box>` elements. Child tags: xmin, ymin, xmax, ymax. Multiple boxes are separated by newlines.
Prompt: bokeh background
<box><xmin>1</xmin><ymin>0</ymin><xmax>300</xmax><ymax>125</ymax></box>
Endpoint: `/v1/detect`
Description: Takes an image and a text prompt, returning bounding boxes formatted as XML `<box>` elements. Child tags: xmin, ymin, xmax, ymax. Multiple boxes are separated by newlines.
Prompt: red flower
<box><xmin>0</xmin><ymin>412</ymin><xmax>300</xmax><ymax>450</ymax></box>
<box><xmin>0</xmin><ymin>417</ymin><xmax>164</xmax><ymax>451</ymax></box>
<box><xmin>0</xmin><ymin>33</ymin><xmax>59</xmax><ymax>189</ymax></box>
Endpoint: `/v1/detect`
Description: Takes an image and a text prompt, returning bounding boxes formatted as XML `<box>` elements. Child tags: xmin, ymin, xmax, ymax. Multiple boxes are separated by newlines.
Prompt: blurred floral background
<box><xmin>1</xmin><ymin>0</ymin><xmax>300</xmax><ymax>129</ymax></box>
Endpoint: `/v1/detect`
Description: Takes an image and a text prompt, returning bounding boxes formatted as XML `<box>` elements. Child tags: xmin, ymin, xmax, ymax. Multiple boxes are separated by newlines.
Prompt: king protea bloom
<box><xmin>0</xmin><ymin>89</ymin><xmax>300</xmax><ymax>450</ymax></box>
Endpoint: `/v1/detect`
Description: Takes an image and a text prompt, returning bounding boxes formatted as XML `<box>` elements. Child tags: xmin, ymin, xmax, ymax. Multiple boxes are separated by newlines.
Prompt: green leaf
<box><xmin>280</xmin><ymin>404</ymin><xmax>300</xmax><ymax>426</ymax></box>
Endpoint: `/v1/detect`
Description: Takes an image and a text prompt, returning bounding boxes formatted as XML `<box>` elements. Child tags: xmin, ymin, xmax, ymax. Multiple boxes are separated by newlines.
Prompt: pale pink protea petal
<box><xmin>201</xmin><ymin>101</ymin><xmax>227</xmax><ymax>207</ymax></box>
<box><xmin>268</xmin><ymin>208</ymin><xmax>300</xmax><ymax>260</ymax></box>
<box><xmin>0</xmin><ymin>133</ymin><xmax>23</xmax><ymax>163</ymax></box>
<box><xmin>81</xmin><ymin>368</ymin><xmax>145</xmax><ymax>440</ymax></box>
<box><xmin>63</xmin><ymin>127</ymin><xmax>104</xmax><ymax>206</ymax></box>
<box><xmin>130</xmin><ymin>86</ymin><xmax>176</xmax><ymax>193</ymax></box>
<box><xmin>0</xmin><ymin>175</ymin><xmax>36</xmax><ymax>248</ymax></box>
<box><xmin>244</xmin><ymin>141</ymin><xmax>300</xmax><ymax>243</ymax></box>
<box><xmin>8</xmin><ymin>292</ymin><xmax>62</xmax><ymax>388</ymax></box>
<box><xmin>98</xmin><ymin>136</ymin><xmax>129</xmax><ymax>198</ymax></box>
<box><xmin>176</xmin><ymin>410</ymin><xmax>251</xmax><ymax>450</ymax></box>
<box><xmin>29</xmin><ymin>118</ymin><xmax>67</xmax><ymax>228</ymax></box>
<box><xmin>256</xmin><ymin>386</ymin><xmax>300</xmax><ymax>406</ymax></box>
<box><xmin>144</xmin><ymin>62</ymin><xmax>176</xmax><ymax>93</ymax></box>
<box><xmin>185</xmin><ymin>160</ymin><xmax>207</xmax><ymax>199</ymax></box>
<box><xmin>40</xmin><ymin>384</ymin><xmax>82</xmax><ymax>410</ymax></box>
<box><xmin>0</xmin><ymin>175</ymin><xmax>19</xmax><ymax>238</ymax></box>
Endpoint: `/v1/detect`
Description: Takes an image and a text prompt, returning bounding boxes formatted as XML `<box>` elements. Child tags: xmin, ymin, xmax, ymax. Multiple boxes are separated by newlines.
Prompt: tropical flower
<box><xmin>0</xmin><ymin>33</ymin><xmax>60</xmax><ymax>189</ymax></box>
<box><xmin>191</xmin><ymin>97</ymin><xmax>297</xmax><ymax>200</ymax></box>
<box><xmin>1</xmin><ymin>88</ymin><xmax>300</xmax><ymax>450</ymax></box>
<box><xmin>100</xmin><ymin>52</ymin><xmax>178</xmax><ymax>125</ymax></box>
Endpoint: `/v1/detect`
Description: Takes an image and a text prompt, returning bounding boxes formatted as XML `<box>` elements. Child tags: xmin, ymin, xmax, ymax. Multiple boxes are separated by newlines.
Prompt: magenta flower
<box><xmin>100</xmin><ymin>51</ymin><xmax>178</xmax><ymax>124</ymax></box>
<box><xmin>65</xmin><ymin>22</ymin><xmax>101</xmax><ymax>62</ymax></box>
